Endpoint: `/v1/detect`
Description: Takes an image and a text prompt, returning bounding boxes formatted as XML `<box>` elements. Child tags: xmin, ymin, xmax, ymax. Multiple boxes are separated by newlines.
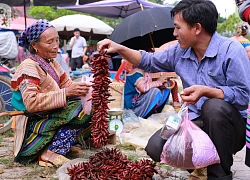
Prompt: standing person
<box><xmin>235</xmin><ymin>0</ymin><xmax>250</xmax><ymax>168</ymax></box>
<box><xmin>11</xmin><ymin>19</ymin><xmax>92</xmax><ymax>167</ymax></box>
<box><xmin>69</xmin><ymin>28</ymin><xmax>88</xmax><ymax>71</ymax></box>
<box><xmin>97</xmin><ymin>0</ymin><xmax>250</xmax><ymax>179</ymax></box>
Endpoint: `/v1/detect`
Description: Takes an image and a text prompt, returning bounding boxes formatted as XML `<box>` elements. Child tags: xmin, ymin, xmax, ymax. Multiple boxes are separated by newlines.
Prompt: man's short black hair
<box><xmin>171</xmin><ymin>0</ymin><xmax>218</xmax><ymax>35</ymax></box>
<box><xmin>73</xmin><ymin>28</ymin><xmax>80</xmax><ymax>32</ymax></box>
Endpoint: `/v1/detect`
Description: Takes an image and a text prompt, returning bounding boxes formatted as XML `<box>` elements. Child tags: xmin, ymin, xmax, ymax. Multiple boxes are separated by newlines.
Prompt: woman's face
<box><xmin>32</xmin><ymin>27</ymin><xmax>59</xmax><ymax>59</ymax></box>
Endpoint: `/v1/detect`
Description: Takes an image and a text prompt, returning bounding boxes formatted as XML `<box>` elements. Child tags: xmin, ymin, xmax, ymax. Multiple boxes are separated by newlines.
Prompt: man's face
<box><xmin>74</xmin><ymin>31</ymin><xmax>80</xmax><ymax>38</ymax></box>
<box><xmin>173</xmin><ymin>13</ymin><xmax>197</xmax><ymax>49</ymax></box>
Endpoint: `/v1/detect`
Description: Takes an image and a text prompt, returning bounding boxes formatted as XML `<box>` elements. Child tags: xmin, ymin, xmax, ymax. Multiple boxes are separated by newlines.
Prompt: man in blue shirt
<box><xmin>97</xmin><ymin>0</ymin><xmax>250</xmax><ymax>179</ymax></box>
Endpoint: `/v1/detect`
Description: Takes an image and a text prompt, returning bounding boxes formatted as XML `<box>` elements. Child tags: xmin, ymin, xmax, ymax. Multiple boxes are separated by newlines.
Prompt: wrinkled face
<box><xmin>32</xmin><ymin>27</ymin><xmax>59</xmax><ymax>58</ymax></box>
<box><xmin>173</xmin><ymin>13</ymin><xmax>197</xmax><ymax>49</ymax></box>
<box><xmin>74</xmin><ymin>31</ymin><xmax>80</xmax><ymax>38</ymax></box>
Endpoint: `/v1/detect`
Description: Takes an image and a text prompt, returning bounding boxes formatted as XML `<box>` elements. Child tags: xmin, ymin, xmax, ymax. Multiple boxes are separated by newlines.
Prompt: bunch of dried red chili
<box><xmin>67</xmin><ymin>148</ymin><xmax>157</xmax><ymax>180</ymax></box>
<box><xmin>90</xmin><ymin>52</ymin><xmax>111</xmax><ymax>148</ymax></box>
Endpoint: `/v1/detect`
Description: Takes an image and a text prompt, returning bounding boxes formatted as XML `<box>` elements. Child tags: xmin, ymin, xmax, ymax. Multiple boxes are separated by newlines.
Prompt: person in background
<box><xmin>124</xmin><ymin>67</ymin><xmax>170</xmax><ymax>118</ymax></box>
<box><xmin>11</xmin><ymin>19</ymin><xmax>92</xmax><ymax>167</ymax></box>
<box><xmin>55</xmin><ymin>43</ymin><xmax>71</xmax><ymax>78</ymax></box>
<box><xmin>231</xmin><ymin>25</ymin><xmax>249</xmax><ymax>43</ymax></box>
<box><xmin>69</xmin><ymin>28</ymin><xmax>88</xmax><ymax>71</ymax></box>
<box><xmin>235</xmin><ymin>0</ymin><xmax>250</xmax><ymax>168</ymax></box>
<box><xmin>16</xmin><ymin>46</ymin><xmax>25</xmax><ymax>63</ymax></box>
<box><xmin>98</xmin><ymin>0</ymin><xmax>250</xmax><ymax>179</ymax></box>
<box><xmin>231</xmin><ymin>25</ymin><xmax>250</xmax><ymax>58</ymax></box>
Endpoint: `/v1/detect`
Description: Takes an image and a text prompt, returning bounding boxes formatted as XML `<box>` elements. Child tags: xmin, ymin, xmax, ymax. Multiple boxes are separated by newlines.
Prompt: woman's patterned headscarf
<box><xmin>18</xmin><ymin>19</ymin><xmax>54</xmax><ymax>49</ymax></box>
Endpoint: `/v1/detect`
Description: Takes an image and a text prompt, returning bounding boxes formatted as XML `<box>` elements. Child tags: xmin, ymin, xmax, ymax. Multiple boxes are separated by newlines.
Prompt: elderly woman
<box><xmin>11</xmin><ymin>19</ymin><xmax>92</xmax><ymax>167</ymax></box>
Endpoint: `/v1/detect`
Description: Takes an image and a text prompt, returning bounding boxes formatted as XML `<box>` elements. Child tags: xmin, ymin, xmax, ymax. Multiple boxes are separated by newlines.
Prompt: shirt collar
<box><xmin>181</xmin><ymin>32</ymin><xmax>220</xmax><ymax>60</ymax></box>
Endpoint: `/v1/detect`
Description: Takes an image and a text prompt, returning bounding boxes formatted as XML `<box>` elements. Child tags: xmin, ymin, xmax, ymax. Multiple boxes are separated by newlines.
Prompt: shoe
<box><xmin>38</xmin><ymin>155</ymin><xmax>70</xmax><ymax>167</ymax></box>
<box><xmin>38</xmin><ymin>156</ymin><xmax>53</xmax><ymax>167</ymax></box>
<box><xmin>49</xmin><ymin>155</ymin><xmax>70</xmax><ymax>167</ymax></box>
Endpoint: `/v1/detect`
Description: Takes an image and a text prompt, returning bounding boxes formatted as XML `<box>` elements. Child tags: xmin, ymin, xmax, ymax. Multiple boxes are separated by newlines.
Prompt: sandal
<box><xmin>38</xmin><ymin>155</ymin><xmax>70</xmax><ymax>167</ymax></box>
<box><xmin>38</xmin><ymin>156</ymin><xmax>53</xmax><ymax>167</ymax></box>
<box><xmin>49</xmin><ymin>155</ymin><xmax>70</xmax><ymax>167</ymax></box>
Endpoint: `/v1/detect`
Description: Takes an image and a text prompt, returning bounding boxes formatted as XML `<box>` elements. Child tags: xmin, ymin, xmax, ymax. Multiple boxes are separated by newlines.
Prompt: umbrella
<box><xmin>33</xmin><ymin>0</ymin><xmax>99</xmax><ymax>6</ymax></box>
<box><xmin>59</xmin><ymin>0</ymin><xmax>172</xmax><ymax>19</ymax></box>
<box><xmin>1</xmin><ymin>0</ymin><xmax>30</xmax><ymax>6</ymax></box>
<box><xmin>154</xmin><ymin>40</ymin><xmax>178</xmax><ymax>52</ymax></box>
<box><xmin>109</xmin><ymin>6</ymin><xmax>176</xmax><ymax>50</ymax></box>
<box><xmin>50</xmin><ymin>14</ymin><xmax>114</xmax><ymax>40</ymax></box>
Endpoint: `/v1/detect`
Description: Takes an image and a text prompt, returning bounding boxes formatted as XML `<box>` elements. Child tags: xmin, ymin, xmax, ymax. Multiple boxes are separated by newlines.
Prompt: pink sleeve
<box><xmin>135</xmin><ymin>73</ymin><xmax>162</xmax><ymax>93</ymax></box>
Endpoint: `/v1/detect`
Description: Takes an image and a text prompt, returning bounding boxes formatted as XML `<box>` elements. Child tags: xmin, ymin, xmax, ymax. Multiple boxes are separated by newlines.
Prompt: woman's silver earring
<box><xmin>35</xmin><ymin>48</ymin><xmax>38</xmax><ymax>53</ymax></box>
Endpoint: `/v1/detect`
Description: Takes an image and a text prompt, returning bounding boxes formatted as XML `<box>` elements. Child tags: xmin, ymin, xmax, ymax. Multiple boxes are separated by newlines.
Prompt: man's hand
<box><xmin>180</xmin><ymin>85</ymin><xmax>205</xmax><ymax>104</ymax></box>
<box><xmin>65</xmin><ymin>82</ymin><xmax>90</xmax><ymax>97</ymax></box>
<box><xmin>82</xmin><ymin>55</ymin><xmax>88</xmax><ymax>61</ymax></box>
<box><xmin>97</xmin><ymin>39</ymin><xmax>121</xmax><ymax>54</ymax></box>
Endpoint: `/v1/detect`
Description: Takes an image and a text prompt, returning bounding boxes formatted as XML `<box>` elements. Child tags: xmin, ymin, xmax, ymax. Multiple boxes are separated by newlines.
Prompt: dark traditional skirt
<box><xmin>15</xmin><ymin>100</ymin><xmax>91</xmax><ymax>163</ymax></box>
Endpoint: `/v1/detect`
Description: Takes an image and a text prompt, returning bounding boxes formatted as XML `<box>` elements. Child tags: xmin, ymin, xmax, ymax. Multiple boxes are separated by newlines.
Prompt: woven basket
<box><xmin>108</xmin><ymin>82</ymin><xmax>124</xmax><ymax>109</ymax></box>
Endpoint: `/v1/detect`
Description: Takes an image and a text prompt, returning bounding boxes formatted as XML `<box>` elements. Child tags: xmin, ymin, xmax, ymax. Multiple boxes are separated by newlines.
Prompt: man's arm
<box><xmin>83</xmin><ymin>46</ymin><xmax>87</xmax><ymax>56</ymax></box>
<box><xmin>69</xmin><ymin>37</ymin><xmax>75</xmax><ymax>49</ymax></box>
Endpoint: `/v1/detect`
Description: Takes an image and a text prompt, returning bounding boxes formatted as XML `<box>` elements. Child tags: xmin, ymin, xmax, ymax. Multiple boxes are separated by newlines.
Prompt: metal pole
<box><xmin>23</xmin><ymin>0</ymin><xmax>27</xmax><ymax>28</ymax></box>
<box><xmin>138</xmin><ymin>1</ymin><xmax>155</xmax><ymax>51</ymax></box>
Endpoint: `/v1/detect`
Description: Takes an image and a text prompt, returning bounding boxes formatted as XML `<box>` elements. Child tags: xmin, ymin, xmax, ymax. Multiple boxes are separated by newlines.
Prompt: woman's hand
<box><xmin>65</xmin><ymin>82</ymin><xmax>90</xmax><ymax>97</ymax></box>
<box><xmin>157</xmin><ymin>74</ymin><xmax>168</xmax><ymax>84</ymax></box>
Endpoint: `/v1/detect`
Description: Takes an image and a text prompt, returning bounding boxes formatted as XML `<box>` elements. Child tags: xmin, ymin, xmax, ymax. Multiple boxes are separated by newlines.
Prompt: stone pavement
<box><xmin>0</xmin><ymin>136</ymin><xmax>250</xmax><ymax>179</ymax></box>
<box><xmin>231</xmin><ymin>146</ymin><xmax>250</xmax><ymax>180</ymax></box>
<box><xmin>152</xmin><ymin>146</ymin><xmax>250</xmax><ymax>180</ymax></box>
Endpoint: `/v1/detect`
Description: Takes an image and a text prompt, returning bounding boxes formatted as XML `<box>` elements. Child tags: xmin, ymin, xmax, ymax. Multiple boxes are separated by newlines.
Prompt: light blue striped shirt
<box><xmin>137</xmin><ymin>32</ymin><xmax>250</xmax><ymax>119</ymax></box>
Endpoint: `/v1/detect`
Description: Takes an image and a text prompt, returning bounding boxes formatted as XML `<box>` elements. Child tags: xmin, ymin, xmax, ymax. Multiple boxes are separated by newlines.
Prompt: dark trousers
<box><xmin>70</xmin><ymin>56</ymin><xmax>83</xmax><ymax>71</ymax></box>
<box><xmin>145</xmin><ymin>99</ymin><xmax>246</xmax><ymax>180</ymax></box>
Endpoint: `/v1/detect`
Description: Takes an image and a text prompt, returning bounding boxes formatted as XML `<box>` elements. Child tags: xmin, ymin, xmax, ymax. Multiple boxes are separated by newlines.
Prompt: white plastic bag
<box><xmin>80</xmin><ymin>75</ymin><xmax>93</xmax><ymax>115</ymax></box>
<box><xmin>160</xmin><ymin>103</ymin><xmax>187</xmax><ymax>140</ymax></box>
<box><xmin>160</xmin><ymin>108</ymin><xmax>220</xmax><ymax>169</ymax></box>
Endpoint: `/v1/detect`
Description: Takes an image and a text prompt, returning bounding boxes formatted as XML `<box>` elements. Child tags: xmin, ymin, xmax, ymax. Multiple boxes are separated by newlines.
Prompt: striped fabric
<box><xmin>15</xmin><ymin>101</ymin><xmax>91</xmax><ymax>163</ymax></box>
<box><xmin>131</xmin><ymin>88</ymin><xmax>170</xmax><ymax>118</ymax></box>
<box><xmin>11</xmin><ymin>57</ymin><xmax>83</xmax><ymax>164</ymax></box>
<box><xmin>246</xmin><ymin>102</ymin><xmax>250</xmax><ymax>167</ymax></box>
<box><xmin>11</xmin><ymin>58</ymin><xmax>71</xmax><ymax>112</ymax></box>
<box><xmin>30</xmin><ymin>54</ymin><xmax>60</xmax><ymax>86</ymax></box>
<box><xmin>247</xmin><ymin>102</ymin><xmax>250</xmax><ymax>149</ymax></box>
<box><xmin>135</xmin><ymin>72</ymin><xmax>162</xmax><ymax>94</ymax></box>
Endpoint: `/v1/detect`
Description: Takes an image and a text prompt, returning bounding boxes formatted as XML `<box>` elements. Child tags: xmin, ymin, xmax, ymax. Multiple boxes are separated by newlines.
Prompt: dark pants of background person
<box><xmin>70</xmin><ymin>56</ymin><xmax>83</xmax><ymax>71</ymax></box>
<box><xmin>145</xmin><ymin>99</ymin><xmax>246</xmax><ymax>180</ymax></box>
